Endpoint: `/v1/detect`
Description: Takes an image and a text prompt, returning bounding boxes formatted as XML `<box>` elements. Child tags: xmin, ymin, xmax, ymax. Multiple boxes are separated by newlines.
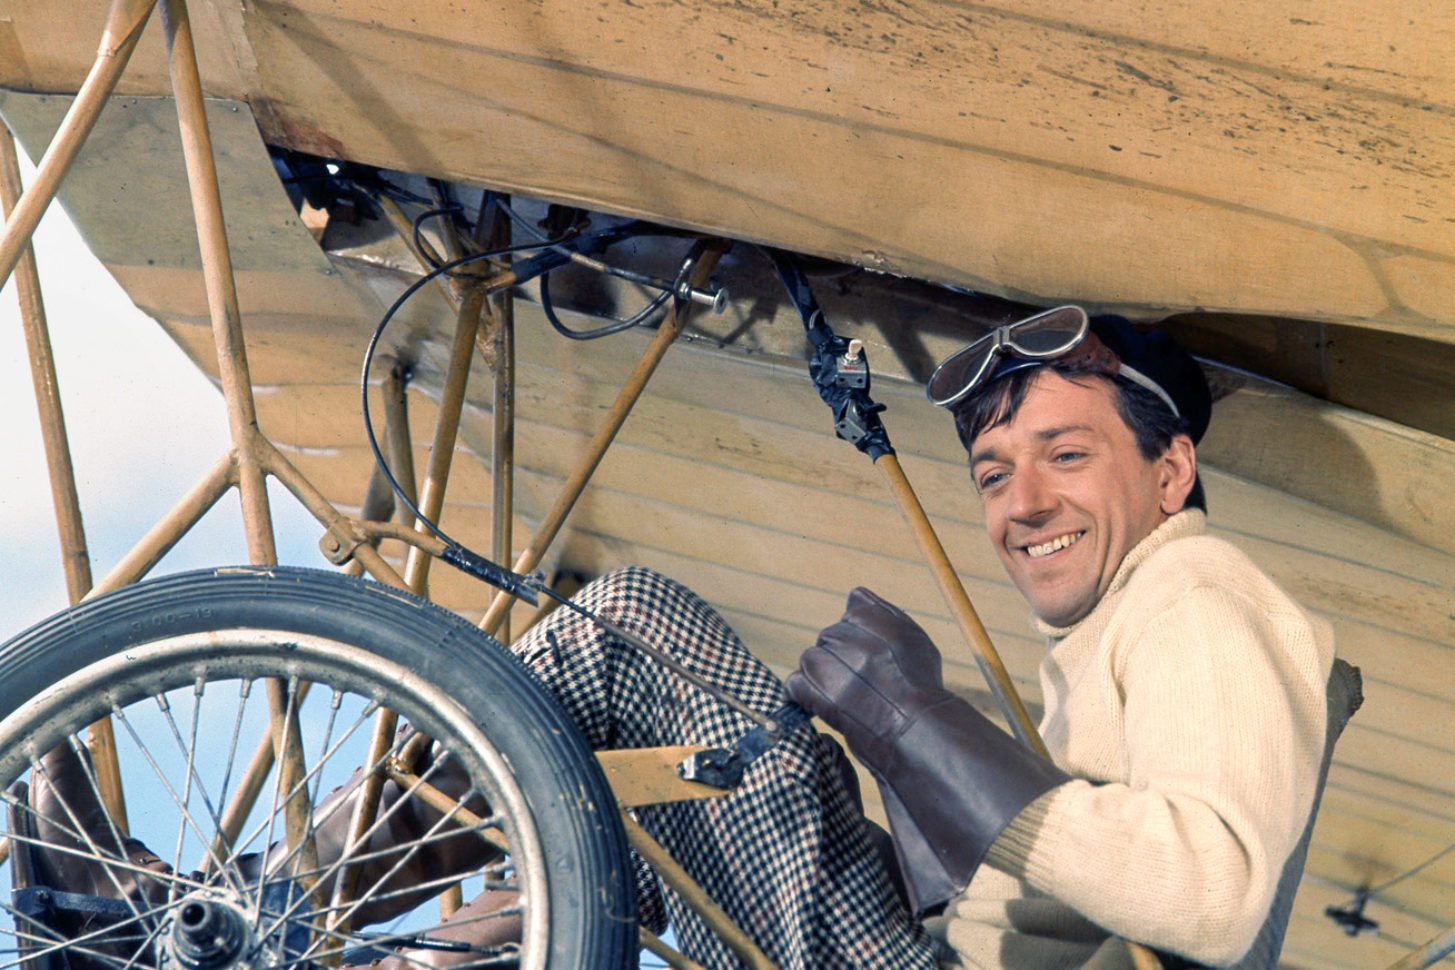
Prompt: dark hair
<box><xmin>950</xmin><ymin>362</ymin><xmax>1207</xmax><ymax>512</ymax></box>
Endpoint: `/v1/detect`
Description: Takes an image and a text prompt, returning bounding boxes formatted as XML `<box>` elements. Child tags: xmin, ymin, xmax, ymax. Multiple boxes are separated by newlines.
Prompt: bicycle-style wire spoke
<box><xmin>288</xmin><ymin>855</ymin><xmax>514</xmax><ymax>933</ymax></box>
<box><xmin>2</xmin><ymin>924</ymin><xmax>138</xmax><ymax>970</ymax></box>
<box><xmin>158</xmin><ymin>679</ymin><xmax>206</xmax><ymax>888</ymax></box>
<box><xmin>224</xmin><ymin>688</ymin><xmax>379</xmax><ymax>884</ymax></box>
<box><xmin>26</xmin><ymin>747</ymin><xmax>153</xmax><ymax>923</ymax></box>
<box><xmin>108</xmin><ymin>703</ymin><xmax>249</xmax><ymax>900</ymax></box>
<box><xmin>211</xmin><ymin>678</ymin><xmax>254</xmax><ymax>831</ymax></box>
<box><xmin>8</xmin><ymin>687</ymin><xmax>522</xmax><ymax>970</ymax></box>
<box><xmin>267</xmin><ymin>753</ymin><xmax>502</xmax><ymax>956</ymax></box>
<box><xmin>273</xmin><ymin>901</ymin><xmax>525</xmax><ymax>970</ymax></box>
<box><xmin>0</xmin><ymin>572</ymin><xmax>634</xmax><ymax>970</ymax></box>
<box><xmin>178</xmin><ymin>685</ymin><xmax>379</xmax><ymax>897</ymax></box>
<box><xmin>232</xmin><ymin>701</ymin><xmax>392</xmax><ymax>909</ymax></box>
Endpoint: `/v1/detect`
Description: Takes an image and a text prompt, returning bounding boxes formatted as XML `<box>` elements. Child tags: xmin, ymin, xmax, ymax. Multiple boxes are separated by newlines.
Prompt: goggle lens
<box><xmin>927</xmin><ymin>306</ymin><xmax>1089</xmax><ymax>407</ymax></box>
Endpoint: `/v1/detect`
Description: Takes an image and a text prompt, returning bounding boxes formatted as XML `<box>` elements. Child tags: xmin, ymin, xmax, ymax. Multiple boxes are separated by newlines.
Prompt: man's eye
<box><xmin>978</xmin><ymin>471</ymin><xmax>1006</xmax><ymax>490</ymax></box>
<box><xmin>1053</xmin><ymin>451</ymin><xmax>1085</xmax><ymax>463</ymax></box>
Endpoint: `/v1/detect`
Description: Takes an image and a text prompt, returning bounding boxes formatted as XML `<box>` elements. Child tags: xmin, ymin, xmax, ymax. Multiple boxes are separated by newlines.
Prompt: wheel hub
<box><xmin>167</xmin><ymin>893</ymin><xmax>251</xmax><ymax>970</ymax></box>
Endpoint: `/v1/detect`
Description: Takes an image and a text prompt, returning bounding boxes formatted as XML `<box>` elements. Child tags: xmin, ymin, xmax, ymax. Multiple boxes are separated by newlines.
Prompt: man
<box><xmin>29</xmin><ymin>307</ymin><xmax>1337</xmax><ymax>970</ymax></box>
<box><xmin>503</xmin><ymin>305</ymin><xmax>1336</xmax><ymax>969</ymax></box>
<box><xmin>785</xmin><ymin>306</ymin><xmax>1338</xmax><ymax>968</ymax></box>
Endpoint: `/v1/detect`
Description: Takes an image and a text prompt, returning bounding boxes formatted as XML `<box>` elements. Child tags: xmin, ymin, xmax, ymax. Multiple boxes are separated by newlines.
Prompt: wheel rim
<box><xmin>0</xmin><ymin>629</ymin><xmax>550</xmax><ymax>970</ymax></box>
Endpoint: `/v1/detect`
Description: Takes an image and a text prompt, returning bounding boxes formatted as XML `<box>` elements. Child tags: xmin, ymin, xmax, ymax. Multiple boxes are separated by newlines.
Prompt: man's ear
<box><xmin>1158</xmin><ymin>434</ymin><xmax>1198</xmax><ymax>514</ymax></box>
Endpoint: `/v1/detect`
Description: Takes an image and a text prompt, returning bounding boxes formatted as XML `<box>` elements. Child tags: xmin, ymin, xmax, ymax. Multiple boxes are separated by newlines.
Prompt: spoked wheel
<box><xmin>0</xmin><ymin>567</ymin><xmax>636</xmax><ymax>970</ymax></box>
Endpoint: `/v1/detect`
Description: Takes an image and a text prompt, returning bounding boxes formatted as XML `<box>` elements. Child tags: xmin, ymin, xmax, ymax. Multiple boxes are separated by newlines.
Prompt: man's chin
<box><xmin>1026</xmin><ymin>591</ymin><xmax>1097</xmax><ymax>628</ymax></box>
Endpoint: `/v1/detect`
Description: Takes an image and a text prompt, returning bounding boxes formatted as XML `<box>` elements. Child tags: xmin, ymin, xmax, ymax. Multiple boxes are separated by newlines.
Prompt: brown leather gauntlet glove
<box><xmin>785</xmin><ymin>587</ymin><xmax>1070</xmax><ymax>915</ymax></box>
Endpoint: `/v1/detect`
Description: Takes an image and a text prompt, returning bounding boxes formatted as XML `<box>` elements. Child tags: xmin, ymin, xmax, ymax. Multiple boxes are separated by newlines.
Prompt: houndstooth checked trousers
<box><xmin>510</xmin><ymin>567</ymin><xmax>938</xmax><ymax>970</ymax></box>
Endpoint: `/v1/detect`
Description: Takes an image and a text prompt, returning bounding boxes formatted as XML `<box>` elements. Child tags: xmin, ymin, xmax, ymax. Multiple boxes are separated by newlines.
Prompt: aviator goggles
<box><xmin>925</xmin><ymin>305</ymin><xmax>1181</xmax><ymax>418</ymax></box>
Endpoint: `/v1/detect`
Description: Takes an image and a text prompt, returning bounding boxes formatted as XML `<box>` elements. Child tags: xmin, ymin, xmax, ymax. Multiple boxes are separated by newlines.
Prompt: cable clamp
<box><xmin>677</xmin><ymin>703</ymin><xmax>810</xmax><ymax>788</ymax></box>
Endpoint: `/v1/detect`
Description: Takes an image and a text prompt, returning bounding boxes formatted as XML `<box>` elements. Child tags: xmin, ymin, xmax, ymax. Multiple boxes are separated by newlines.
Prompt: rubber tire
<box><xmin>0</xmin><ymin>566</ymin><xmax>636</xmax><ymax>970</ymax></box>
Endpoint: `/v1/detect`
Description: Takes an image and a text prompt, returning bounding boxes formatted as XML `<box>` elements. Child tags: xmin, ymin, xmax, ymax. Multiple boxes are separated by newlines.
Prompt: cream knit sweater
<box><xmin>928</xmin><ymin>510</ymin><xmax>1334</xmax><ymax>969</ymax></box>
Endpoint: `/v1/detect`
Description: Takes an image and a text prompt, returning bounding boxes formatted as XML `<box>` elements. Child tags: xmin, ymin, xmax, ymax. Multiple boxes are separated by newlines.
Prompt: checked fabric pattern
<box><xmin>511</xmin><ymin>566</ymin><xmax>938</xmax><ymax>970</ymax></box>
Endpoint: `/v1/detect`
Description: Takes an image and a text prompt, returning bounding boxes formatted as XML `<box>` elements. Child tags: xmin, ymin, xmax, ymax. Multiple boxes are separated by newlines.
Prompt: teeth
<box><xmin>1026</xmin><ymin>532</ymin><xmax>1083</xmax><ymax>558</ymax></box>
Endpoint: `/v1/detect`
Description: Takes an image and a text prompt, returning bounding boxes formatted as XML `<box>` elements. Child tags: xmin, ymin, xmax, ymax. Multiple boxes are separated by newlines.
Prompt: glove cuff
<box><xmin>873</xmin><ymin>695</ymin><xmax>1070</xmax><ymax>915</ymax></box>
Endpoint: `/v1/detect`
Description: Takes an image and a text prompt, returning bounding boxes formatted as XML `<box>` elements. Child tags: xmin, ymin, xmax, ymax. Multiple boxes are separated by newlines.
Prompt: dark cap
<box><xmin>1088</xmin><ymin>314</ymin><xmax>1212</xmax><ymax>444</ymax></box>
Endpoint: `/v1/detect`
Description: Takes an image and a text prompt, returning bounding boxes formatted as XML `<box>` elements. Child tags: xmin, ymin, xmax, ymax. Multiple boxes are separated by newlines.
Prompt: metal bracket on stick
<box><xmin>768</xmin><ymin>249</ymin><xmax>1044</xmax><ymax>754</ymax></box>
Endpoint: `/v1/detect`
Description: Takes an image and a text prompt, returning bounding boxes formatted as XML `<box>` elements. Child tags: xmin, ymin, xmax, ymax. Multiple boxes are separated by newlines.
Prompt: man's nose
<box><xmin>1007</xmin><ymin>466</ymin><xmax>1056</xmax><ymax>522</ymax></box>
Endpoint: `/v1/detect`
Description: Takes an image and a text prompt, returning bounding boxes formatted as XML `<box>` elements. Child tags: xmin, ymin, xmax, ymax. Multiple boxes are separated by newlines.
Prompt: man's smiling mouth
<box><xmin>1024</xmin><ymin>531</ymin><xmax>1085</xmax><ymax>559</ymax></box>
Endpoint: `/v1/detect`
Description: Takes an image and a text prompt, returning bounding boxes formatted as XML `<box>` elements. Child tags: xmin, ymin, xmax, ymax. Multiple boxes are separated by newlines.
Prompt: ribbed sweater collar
<box><xmin>1032</xmin><ymin>508</ymin><xmax>1207</xmax><ymax>641</ymax></box>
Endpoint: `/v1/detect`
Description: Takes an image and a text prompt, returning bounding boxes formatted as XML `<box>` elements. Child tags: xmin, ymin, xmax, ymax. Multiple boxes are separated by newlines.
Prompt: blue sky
<box><xmin>1</xmin><ymin>150</ymin><xmax>325</xmax><ymax>641</ymax></box>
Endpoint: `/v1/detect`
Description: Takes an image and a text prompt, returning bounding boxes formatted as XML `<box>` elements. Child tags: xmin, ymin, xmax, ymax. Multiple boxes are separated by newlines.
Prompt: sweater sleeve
<box><xmin>985</xmin><ymin>580</ymin><xmax>1330</xmax><ymax>965</ymax></box>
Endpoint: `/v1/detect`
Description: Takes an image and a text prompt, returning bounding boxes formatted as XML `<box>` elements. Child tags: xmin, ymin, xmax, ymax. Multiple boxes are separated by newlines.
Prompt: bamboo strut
<box><xmin>375</xmin><ymin>195</ymin><xmax>463</xmax><ymax>312</ymax></box>
<box><xmin>400</xmin><ymin>280</ymin><xmax>490</xmax><ymax>593</ymax></box>
<box><xmin>338</xmin><ymin>361</ymin><xmax>415</xmax><ymax>581</ymax></box>
<box><xmin>619</xmin><ymin>812</ymin><xmax>781</xmax><ymax>970</ymax></box>
<box><xmin>1386</xmin><ymin>926</ymin><xmax>1455</xmax><ymax>970</ymax></box>
<box><xmin>479</xmin><ymin>240</ymin><xmax>727</xmax><ymax>636</ymax></box>
<box><xmin>1128</xmin><ymin>943</ymin><xmax>1167</xmax><ymax>970</ymax></box>
<box><xmin>873</xmin><ymin>453</ymin><xmax>1046</xmax><ymax>756</ymax></box>
<box><xmin>639</xmin><ymin>929</ymin><xmax>710</xmax><ymax>970</ymax></box>
<box><xmin>2</xmin><ymin>125</ymin><xmax>128</xmax><ymax>829</ymax></box>
<box><xmin>258</xmin><ymin>437</ymin><xmax>407</xmax><ymax>589</ymax></box>
<box><xmin>159</xmin><ymin>0</ymin><xmax>322</xmax><ymax>895</ymax></box>
<box><xmin>87</xmin><ymin>452</ymin><xmax>237</xmax><ymax>598</ymax></box>
<box><xmin>160</xmin><ymin>0</ymin><xmax>274</xmax><ymax>566</ymax></box>
<box><xmin>485</xmin><ymin>205</ymin><xmax>515</xmax><ymax>643</ymax></box>
<box><xmin>2</xmin><ymin>129</ymin><xmax>93</xmax><ymax>606</ymax></box>
<box><xmin>357</xmin><ymin>202</ymin><xmax>491</xmax><ymax>920</ymax></box>
<box><xmin>0</xmin><ymin>0</ymin><xmax>157</xmax><ymax>292</ymax></box>
<box><xmin>383</xmin><ymin>365</ymin><xmax>419</xmax><ymax>514</ymax></box>
<box><xmin>380</xmin><ymin>768</ymin><xmax>509</xmax><ymax>855</ymax></box>
<box><xmin>328</xmin><ymin>711</ymin><xmax>402</xmax><ymax>938</ymax></box>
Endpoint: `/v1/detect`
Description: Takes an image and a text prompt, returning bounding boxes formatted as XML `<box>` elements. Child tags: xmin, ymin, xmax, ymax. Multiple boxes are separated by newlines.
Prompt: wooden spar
<box><xmin>873</xmin><ymin>453</ymin><xmax>1047</xmax><ymax>757</ymax></box>
<box><xmin>1386</xmin><ymin>927</ymin><xmax>1455</xmax><ymax>970</ymax></box>
<box><xmin>0</xmin><ymin>0</ymin><xmax>156</xmax><ymax>292</ymax></box>
<box><xmin>618</xmin><ymin>812</ymin><xmax>782</xmax><ymax>970</ymax></box>
<box><xmin>639</xmin><ymin>929</ymin><xmax>710</xmax><ymax>970</ymax></box>
<box><xmin>485</xmin><ymin>204</ymin><xmax>516</xmax><ymax>642</ymax></box>
<box><xmin>159</xmin><ymin>0</ymin><xmax>274</xmax><ymax>567</ymax></box>
<box><xmin>1</xmin><ymin>125</ymin><xmax>129</xmax><ymax>831</ymax></box>
<box><xmin>596</xmin><ymin>747</ymin><xmax>725</xmax><ymax>807</ymax></box>
<box><xmin>400</xmin><ymin>282</ymin><xmax>489</xmax><ymax>593</ymax></box>
<box><xmin>159</xmin><ymin>0</ymin><xmax>323</xmax><ymax>889</ymax></box>
<box><xmin>478</xmin><ymin>240</ymin><xmax>727</xmax><ymax>636</ymax></box>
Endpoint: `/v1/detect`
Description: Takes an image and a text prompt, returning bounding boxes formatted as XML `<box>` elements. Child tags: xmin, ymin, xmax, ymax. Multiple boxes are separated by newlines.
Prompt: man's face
<box><xmin>968</xmin><ymin>370</ymin><xmax>1185</xmax><ymax>627</ymax></box>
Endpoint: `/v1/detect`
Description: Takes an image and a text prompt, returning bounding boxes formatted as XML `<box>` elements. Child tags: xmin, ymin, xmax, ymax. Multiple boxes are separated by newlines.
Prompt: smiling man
<box><xmin>788</xmin><ymin>307</ymin><xmax>1340</xmax><ymax>968</ymax></box>
<box><xmin>969</xmin><ymin>370</ymin><xmax>1194</xmax><ymax>628</ymax></box>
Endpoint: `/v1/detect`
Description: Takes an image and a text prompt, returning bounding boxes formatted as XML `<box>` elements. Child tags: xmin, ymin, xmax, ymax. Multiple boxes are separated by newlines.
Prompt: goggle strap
<box><xmin>1118</xmin><ymin>363</ymin><xmax>1181</xmax><ymax>418</ymax></box>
